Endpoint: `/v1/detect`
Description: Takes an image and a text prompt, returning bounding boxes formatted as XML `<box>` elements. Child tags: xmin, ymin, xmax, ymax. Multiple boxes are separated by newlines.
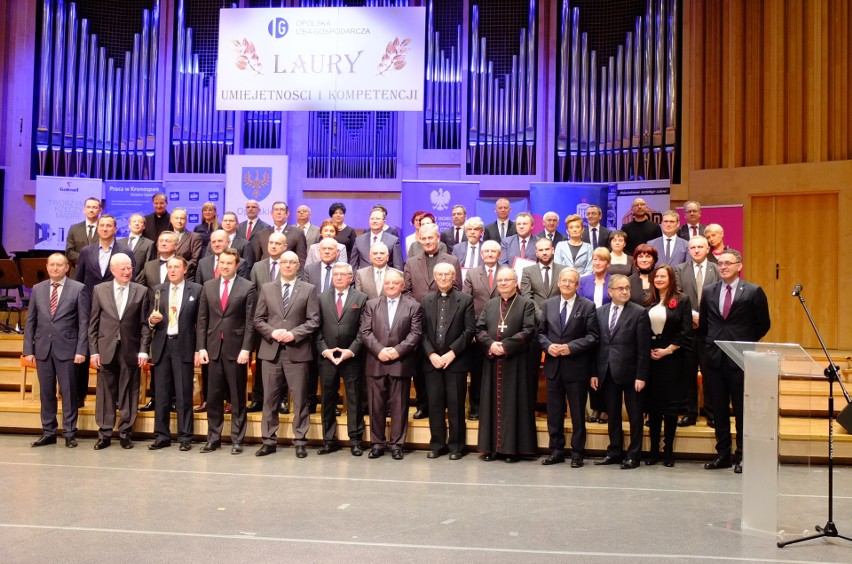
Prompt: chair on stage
<box><xmin>18</xmin><ymin>257</ymin><xmax>49</xmax><ymax>333</ymax></box>
<box><xmin>20</xmin><ymin>355</ymin><xmax>39</xmax><ymax>400</ymax></box>
<box><xmin>0</xmin><ymin>259</ymin><xmax>26</xmax><ymax>333</ymax></box>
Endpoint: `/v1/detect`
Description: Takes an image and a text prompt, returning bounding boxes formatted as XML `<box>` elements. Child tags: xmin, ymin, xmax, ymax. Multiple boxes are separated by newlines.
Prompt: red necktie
<box><xmin>722</xmin><ymin>284</ymin><xmax>732</xmax><ymax>318</ymax></box>
<box><xmin>488</xmin><ymin>268</ymin><xmax>494</xmax><ymax>289</ymax></box>
<box><xmin>221</xmin><ymin>278</ymin><xmax>230</xmax><ymax>311</ymax></box>
<box><xmin>214</xmin><ymin>257</ymin><xmax>220</xmax><ymax>278</ymax></box>
<box><xmin>336</xmin><ymin>292</ymin><xmax>344</xmax><ymax>318</ymax></box>
<box><xmin>50</xmin><ymin>282</ymin><xmax>59</xmax><ymax>316</ymax></box>
<box><xmin>246</xmin><ymin>220</ymin><xmax>253</xmax><ymax>240</ymax></box>
<box><xmin>520</xmin><ymin>239</ymin><xmax>527</xmax><ymax>257</ymax></box>
<box><xmin>692</xmin><ymin>226</ymin><xmax>697</xmax><ymax>237</ymax></box>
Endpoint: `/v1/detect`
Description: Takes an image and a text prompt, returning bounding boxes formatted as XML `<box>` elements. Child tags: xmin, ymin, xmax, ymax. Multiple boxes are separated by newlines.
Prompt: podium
<box><xmin>715</xmin><ymin>341</ymin><xmax>822</xmax><ymax>537</ymax></box>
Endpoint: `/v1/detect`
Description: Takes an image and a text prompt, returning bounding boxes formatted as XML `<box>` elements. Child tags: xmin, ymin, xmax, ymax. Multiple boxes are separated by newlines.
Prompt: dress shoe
<box><xmin>335</xmin><ymin>407</ymin><xmax>341</xmax><ymax>416</ymax></box>
<box><xmin>65</xmin><ymin>437</ymin><xmax>78</xmax><ymax>448</ymax></box>
<box><xmin>93</xmin><ymin>438</ymin><xmax>111</xmax><ymax>450</ymax></box>
<box><xmin>504</xmin><ymin>455</ymin><xmax>519</xmax><ymax>463</ymax></box>
<box><xmin>31</xmin><ymin>435</ymin><xmax>57</xmax><ymax>447</ymax></box>
<box><xmin>620</xmin><ymin>458</ymin><xmax>640</xmax><ymax>469</ymax></box>
<box><xmin>295</xmin><ymin>445</ymin><xmax>307</xmax><ymax>458</ymax></box>
<box><xmin>594</xmin><ymin>455</ymin><xmax>623</xmax><ymax>466</ymax></box>
<box><xmin>678</xmin><ymin>415</ymin><xmax>697</xmax><ymax>427</ymax></box>
<box><xmin>480</xmin><ymin>452</ymin><xmax>497</xmax><ymax>462</ymax></box>
<box><xmin>704</xmin><ymin>455</ymin><xmax>732</xmax><ymax>470</ymax></box>
<box><xmin>412</xmin><ymin>409</ymin><xmax>428</xmax><ymax>420</ymax></box>
<box><xmin>427</xmin><ymin>447</ymin><xmax>448</xmax><ymax>459</ymax></box>
<box><xmin>706</xmin><ymin>417</ymin><xmax>715</xmax><ymax>428</ymax></box>
<box><xmin>664</xmin><ymin>460</ymin><xmax>675</xmax><ymax>468</ymax></box>
<box><xmin>200</xmin><ymin>441</ymin><xmax>221</xmax><ymax>453</ymax></box>
<box><xmin>734</xmin><ymin>460</ymin><xmax>743</xmax><ymax>474</ymax></box>
<box><xmin>255</xmin><ymin>444</ymin><xmax>277</xmax><ymax>457</ymax></box>
<box><xmin>245</xmin><ymin>401</ymin><xmax>262</xmax><ymax>413</ymax></box>
<box><xmin>224</xmin><ymin>403</ymin><xmax>232</xmax><ymax>415</ymax></box>
<box><xmin>120</xmin><ymin>437</ymin><xmax>134</xmax><ymax>449</ymax></box>
<box><xmin>77</xmin><ymin>398</ymin><xmax>86</xmax><ymax>409</ymax></box>
<box><xmin>231</xmin><ymin>443</ymin><xmax>243</xmax><ymax>455</ymax></box>
<box><xmin>541</xmin><ymin>453</ymin><xmax>566</xmax><ymax>465</ymax></box>
<box><xmin>148</xmin><ymin>439</ymin><xmax>172</xmax><ymax>450</ymax></box>
<box><xmin>317</xmin><ymin>443</ymin><xmax>338</xmax><ymax>455</ymax></box>
<box><xmin>368</xmin><ymin>447</ymin><xmax>385</xmax><ymax>459</ymax></box>
<box><xmin>193</xmin><ymin>402</ymin><xmax>207</xmax><ymax>413</ymax></box>
<box><xmin>350</xmin><ymin>444</ymin><xmax>363</xmax><ymax>456</ymax></box>
<box><xmin>449</xmin><ymin>452</ymin><xmax>463</xmax><ymax>460</ymax></box>
<box><xmin>170</xmin><ymin>404</ymin><xmax>177</xmax><ymax>413</ymax></box>
<box><xmin>597</xmin><ymin>414</ymin><xmax>609</xmax><ymax>424</ymax></box>
<box><xmin>570</xmin><ymin>456</ymin><xmax>584</xmax><ymax>468</ymax></box>
<box><xmin>278</xmin><ymin>402</ymin><xmax>290</xmax><ymax>415</ymax></box>
<box><xmin>179</xmin><ymin>442</ymin><xmax>192</xmax><ymax>452</ymax></box>
<box><xmin>391</xmin><ymin>448</ymin><xmax>404</xmax><ymax>460</ymax></box>
<box><xmin>139</xmin><ymin>400</ymin><xmax>155</xmax><ymax>412</ymax></box>
<box><xmin>587</xmin><ymin>410</ymin><xmax>599</xmax><ymax>423</ymax></box>
<box><xmin>645</xmin><ymin>453</ymin><xmax>659</xmax><ymax>466</ymax></box>
<box><xmin>468</xmin><ymin>411</ymin><xmax>479</xmax><ymax>421</ymax></box>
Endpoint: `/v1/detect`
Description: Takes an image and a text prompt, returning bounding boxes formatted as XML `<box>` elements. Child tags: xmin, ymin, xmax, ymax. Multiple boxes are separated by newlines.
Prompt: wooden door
<box><xmin>750</xmin><ymin>193</ymin><xmax>838</xmax><ymax>348</ymax></box>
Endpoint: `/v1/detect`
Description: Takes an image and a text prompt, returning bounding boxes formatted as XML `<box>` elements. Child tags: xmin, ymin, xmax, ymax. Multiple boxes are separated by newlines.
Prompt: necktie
<box><xmin>592</xmin><ymin>228</ymin><xmax>598</xmax><ymax>249</ymax></box>
<box><xmin>50</xmin><ymin>282</ymin><xmax>59</xmax><ymax>316</ymax></box>
<box><xmin>692</xmin><ymin>226</ymin><xmax>698</xmax><ymax>237</ymax></box>
<box><xmin>116</xmin><ymin>286</ymin><xmax>125</xmax><ymax>319</ymax></box>
<box><xmin>543</xmin><ymin>266</ymin><xmax>550</xmax><ymax>289</ymax></box>
<box><xmin>488</xmin><ymin>268</ymin><xmax>494</xmax><ymax>289</ymax></box>
<box><xmin>387</xmin><ymin>298</ymin><xmax>396</xmax><ymax>326</ymax></box>
<box><xmin>87</xmin><ymin>224</ymin><xmax>94</xmax><ymax>243</ymax></box>
<box><xmin>695</xmin><ymin>264</ymin><xmax>704</xmax><ymax>305</ymax></box>
<box><xmin>246</xmin><ymin>220</ymin><xmax>253</xmax><ymax>240</ymax></box>
<box><xmin>500</xmin><ymin>222</ymin><xmax>505</xmax><ymax>239</ymax></box>
<box><xmin>455</xmin><ymin>227</ymin><xmax>461</xmax><ymax>244</ymax></box>
<box><xmin>467</xmin><ymin>245</ymin><xmax>476</xmax><ymax>268</ymax></box>
<box><xmin>336</xmin><ymin>291</ymin><xmax>344</xmax><ymax>318</ymax></box>
<box><xmin>520</xmin><ymin>238</ymin><xmax>527</xmax><ymax>257</ymax></box>
<box><xmin>281</xmin><ymin>283</ymin><xmax>291</xmax><ymax>311</ymax></box>
<box><xmin>548</xmin><ymin>232</ymin><xmax>553</xmax><ymax>242</ymax></box>
<box><xmin>169</xmin><ymin>285</ymin><xmax>179</xmax><ymax>332</ymax></box>
<box><xmin>270</xmin><ymin>262</ymin><xmax>277</xmax><ymax>281</ymax></box>
<box><xmin>220</xmin><ymin>278</ymin><xmax>230</xmax><ymax>311</ymax></box>
<box><xmin>375</xmin><ymin>269</ymin><xmax>384</xmax><ymax>294</ymax></box>
<box><xmin>214</xmin><ymin>256</ymin><xmax>220</xmax><ymax>278</ymax></box>
<box><xmin>372</xmin><ymin>234</ymin><xmax>378</xmax><ymax>245</ymax></box>
<box><xmin>722</xmin><ymin>284</ymin><xmax>732</xmax><ymax>318</ymax></box>
<box><xmin>560</xmin><ymin>300</ymin><xmax>568</xmax><ymax>329</ymax></box>
<box><xmin>129</xmin><ymin>236</ymin><xmax>137</xmax><ymax>250</ymax></box>
<box><xmin>665</xmin><ymin>238</ymin><xmax>672</xmax><ymax>260</ymax></box>
<box><xmin>610</xmin><ymin>305</ymin><xmax>619</xmax><ymax>332</ymax></box>
<box><xmin>323</xmin><ymin>264</ymin><xmax>332</xmax><ymax>292</ymax></box>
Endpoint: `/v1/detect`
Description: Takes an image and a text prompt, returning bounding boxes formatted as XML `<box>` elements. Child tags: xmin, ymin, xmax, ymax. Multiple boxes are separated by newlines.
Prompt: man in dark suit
<box><xmin>170</xmin><ymin>208</ymin><xmax>202</xmax><ymax>279</ymax></box>
<box><xmin>236</xmin><ymin>199</ymin><xmax>271</xmax><ymax>245</ymax></box>
<box><xmin>219</xmin><ymin>211</ymin><xmax>255</xmax><ymax>268</ymax></box>
<box><xmin>499</xmin><ymin>212</ymin><xmax>537</xmax><ymax>267</ymax></box>
<box><xmin>316</xmin><ymin>263</ymin><xmax>368</xmax><ymax>456</ymax></box>
<box><xmin>88</xmin><ymin>253</ymin><xmax>151</xmax><ymax>450</ymax></box>
<box><xmin>118</xmin><ymin>213</ymin><xmax>155</xmax><ymax>275</ymax></box>
<box><xmin>251</xmin><ymin>201</ymin><xmax>307</xmax><ymax>265</ymax></box>
<box><xmin>440</xmin><ymin>205</ymin><xmax>468</xmax><ymax>253</ymax></box>
<box><xmin>535</xmin><ymin>211</ymin><xmax>566</xmax><ymax>245</ymax></box>
<box><xmin>253</xmin><ymin>251</ymin><xmax>320</xmax><ymax>458</ymax></box>
<box><xmin>675</xmin><ymin>235</ymin><xmax>720</xmax><ymax>427</ymax></box>
<box><xmin>360</xmin><ymin>269</ymin><xmax>423</xmax><ymax>460</ymax></box>
<box><xmin>483</xmin><ymin>198</ymin><xmax>516</xmax><ymax>243</ymax></box>
<box><xmin>66</xmin><ymin>196</ymin><xmax>102</xmax><ymax>270</ymax></box>
<box><xmin>699</xmin><ymin>249</ymin><xmax>770</xmax><ymax>474</ymax></box>
<box><xmin>354</xmin><ymin>242</ymin><xmax>400</xmax><ymax>300</ymax></box>
<box><xmin>349</xmin><ymin>208</ymin><xmax>403</xmax><ymax>270</ymax></box>
<box><xmin>678</xmin><ymin>200</ymin><xmax>706</xmax><ymax>240</ymax></box>
<box><xmin>581</xmin><ymin>205</ymin><xmax>612</xmax><ymax>249</ymax></box>
<box><xmin>143</xmin><ymin>192</ymin><xmax>171</xmax><ymax>242</ymax></box>
<box><xmin>649</xmin><ymin>211</ymin><xmax>690</xmax><ymax>266</ymax></box>
<box><xmin>421</xmin><ymin>263</ymin><xmax>476</xmax><ymax>460</ymax></box>
<box><xmin>537</xmin><ymin>268</ymin><xmax>599</xmax><ymax>468</ymax></box>
<box><xmin>146</xmin><ymin>257</ymin><xmax>202</xmax><ymax>451</ymax></box>
<box><xmin>24</xmin><ymin>253</ymin><xmax>90</xmax><ymax>448</ymax></box>
<box><xmin>592</xmin><ymin>274</ymin><xmax>650</xmax><ymax>469</ymax></box>
<box><xmin>451</xmin><ymin>217</ymin><xmax>485</xmax><ymax>269</ymax></box>
<box><xmin>195</xmin><ymin>230</ymin><xmax>250</xmax><ymax>284</ymax></box>
<box><xmin>197</xmin><ymin>249</ymin><xmax>257</xmax><ymax>454</ymax></box>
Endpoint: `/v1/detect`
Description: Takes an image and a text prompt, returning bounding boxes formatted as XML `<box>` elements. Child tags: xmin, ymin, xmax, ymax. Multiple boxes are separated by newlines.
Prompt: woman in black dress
<box><xmin>329</xmin><ymin>202</ymin><xmax>357</xmax><ymax>256</ymax></box>
<box><xmin>193</xmin><ymin>202</ymin><xmax>219</xmax><ymax>258</ymax></box>
<box><xmin>629</xmin><ymin>243</ymin><xmax>658</xmax><ymax>305</ymax></box>
<box><xmin>644</xmin><ymin>264</ymin><xmax>693</xmax><ymax>466</ymax></box>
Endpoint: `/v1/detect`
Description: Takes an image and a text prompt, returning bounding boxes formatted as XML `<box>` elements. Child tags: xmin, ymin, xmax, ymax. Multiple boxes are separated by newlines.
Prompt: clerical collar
<box><xmin>426</xmin><ymin>253</ymin><xmax>437</xmax><ymax>258</ymax></box>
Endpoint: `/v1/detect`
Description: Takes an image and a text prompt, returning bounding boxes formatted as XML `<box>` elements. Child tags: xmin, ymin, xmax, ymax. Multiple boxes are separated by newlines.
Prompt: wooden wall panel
<box><xmin>785</xmin><ymin>0</ymin><xmax>805</xmax><ymax>164</ymax></box>
<box><xmin>827</xmin><ymin>0</ymin><xmax>849</xmax><ymax>160</ymax></box>
<box><xmin>744</xmin><ymin>0</ymin><xmax>763</xmax><ymax>167</ymax></box>
<box><xmin>762</xmin><ymin>1</ymin><xmax>784</xmax><ymax>165</ymax></box>
<box><xmin>804</xmin><ymin>0</ymin><xmax>829</xmax><ymax>163</ymax></box>
<box><xmin>702</xmin><ymin>1</ymin><xmax>722</xmax><ymax>170</ymax></box>
<box><xmin>721</xmin><ymin>0</ymin><xmax>745</xmax><ymax>168</ymax></box>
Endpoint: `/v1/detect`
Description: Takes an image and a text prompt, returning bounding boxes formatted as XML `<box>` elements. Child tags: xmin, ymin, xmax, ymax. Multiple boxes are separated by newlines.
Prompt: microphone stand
<box><xmin>778</xmin><ymin>286</ymin><xmax>852</xmax><ymax>548</ymax></box>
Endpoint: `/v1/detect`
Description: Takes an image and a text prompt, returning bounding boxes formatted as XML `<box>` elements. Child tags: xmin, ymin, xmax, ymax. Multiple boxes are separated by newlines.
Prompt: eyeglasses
<box><xmin>611</xmin><ymin>286</ymin><xmax>631</xmax><ymax>292</ymax></box>
<box><xmin>279</xmin><ymin>260</ymin><xmax>299</xmax><ymax>265</ymax></box>
<box><xmin>716</xmin><ymin>261</ymin><xmax>741</xmax><ymax>267</ymax></box>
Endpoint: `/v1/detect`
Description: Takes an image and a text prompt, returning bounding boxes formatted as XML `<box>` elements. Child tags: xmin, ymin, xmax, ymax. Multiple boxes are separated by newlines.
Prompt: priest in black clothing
<box><xmin>475</xmin><ymin>268</ymin><xmax>537</xmax><ymax>463</ymax></box>
<box><xmin>621</xmin><ymin>198</ymin><xmax>662</xmax><ymax>254</ymax></box>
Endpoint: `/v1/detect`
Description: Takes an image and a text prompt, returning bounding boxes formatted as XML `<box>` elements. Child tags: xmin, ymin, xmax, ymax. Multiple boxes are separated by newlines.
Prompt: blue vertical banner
<box><xmin>35</xmin><ymin>176</ymin><xmax>104</xmax><ymax>249</ymax></box>
<box><xmin>103</xmin><ymin>180</ymin><xmax>164</xmax><ymax>237</ymax></box>
<box><xmin>401</xmin><ymin>180</ymin><xmax>479</xmax><ymax>255</ymax></box>
<box><xmin>163</xmin><ymin>180</ymin><xmax>226</xmax><ymax>230</ymax></box>
<box><xmin>529</xmin><ymin>183</ymin><xmax>615</xmax><ymax>229</ymax></box>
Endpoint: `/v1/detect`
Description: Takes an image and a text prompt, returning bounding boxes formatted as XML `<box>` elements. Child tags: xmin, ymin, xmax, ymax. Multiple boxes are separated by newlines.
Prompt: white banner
<box><xmin>225</xmin><ymin>154</ymin><xmax>289</xmax><ymax>224</ymax></box>
<box><xmin>35</xmin><ymin>176</ymin><xmax>103</xmax><ymax>250</ymax></box>
<box><xmin>216</xmin><ymin>6</ymin><xmax>426</xmax><ymax>112</ymax></box>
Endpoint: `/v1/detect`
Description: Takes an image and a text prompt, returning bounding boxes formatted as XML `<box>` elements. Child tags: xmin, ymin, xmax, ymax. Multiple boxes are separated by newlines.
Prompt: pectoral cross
<box><xmin>497</xmin><ymin>320</ymin><xmax>508</xmax><ymax>332</ymax></box>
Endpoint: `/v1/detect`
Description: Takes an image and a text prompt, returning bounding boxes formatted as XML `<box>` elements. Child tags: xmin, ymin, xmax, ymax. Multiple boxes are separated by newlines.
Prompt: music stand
<box><xmin>19</xmin><ymin>257</ymin><xmax>49</xmax><ymax>288</ymax></box>
<box><xmin>0</xmin><ymin>259</ymin><xmax>25</xmax><ymax>332</ymax></box>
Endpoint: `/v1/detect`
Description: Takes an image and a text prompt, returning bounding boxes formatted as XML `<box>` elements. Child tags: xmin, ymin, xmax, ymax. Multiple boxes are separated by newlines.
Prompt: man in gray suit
<box><xmin>197</xmin><ymin>249</ymin><xmax>257</xmax><ymax>454</ymax></box>
<box><xmin>354</xmin><ymin>242</ymin><xmax>400</xmax><ymax>300</ymax></box>
<box><xmin>118</xmin><ymin>213</ymin><xmax>155</xmax><ymax>276</ymax></box>
<box><xmin>253</xmin><ymin>251</ymin><xmax>320</xmax><ymax>458</ymax></box>
<box><xmin>498</xmin><ymin>212</ymin><xmax>538</xmax><ymax>267</ymax></box>
<box><xmin>88</xmin><ymin>253</ymin><xmax>151</xmax><ymax>450</ymax></box>
<box><xmin>24</xmin><ymin>253</ymin><xmax>90</xmax><ymax>448</ymax></box>
<box><xmin>451</xmin><ymin>217</ymin><xmax>485</xmax><ymax>269</ymax></box>
<box><xmin>349</xmin><ymin>208</ymin><xmax>403</xmax><ymax>270</ymax></box>
<box><xmin>360</xmin><ymin>270</ymin><xmax>423</xmax><ymax>460</ymax></box>
<box><xmin>302</xmin><ymin>237</ymin><xmax>340</xmax><ymax>295</ymax></box>
<box><xmin>295</xmin><ymin>204</ymin><xmax>322</xmax><ymax>247</ymax></box>
<box><xmin>648</xmin><ymin>211</ymin><xmax>690</xmax><ymax>266</ymax></box>
<box><xmin>65</xmin><ymin>196</ymin><xmax>101</xmax><ymax>270</ymax></box>
<box><xmin>170</xmin><ymin>208</ymin><xmax>203</xmax><ymax>279</ymax></box>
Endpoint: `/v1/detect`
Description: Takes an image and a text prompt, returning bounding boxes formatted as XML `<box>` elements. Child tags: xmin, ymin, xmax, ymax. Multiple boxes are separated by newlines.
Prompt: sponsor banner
<box><xmin>401</xmin><ymin>180</ymin><xmax>479</xmax><ymax>257</ymax></box>
<box><xmin>103</xmin><ymin>181</ymin><xmax>164</xmax><ymax>238</ymax></box>
<box><xmin>529</xmin><ymin>183</ymin><xmax>615</xmax><ymax>232</ymax></box>
<box><xmin>216</xmin><ymin>7</ymin><xmax>426</xmax><ymax>111</ymax></box>
<box><xmin>224</xmin><ymin>154</ymin><xmax>289</xmax><ymax>223</ymax></box>
<box><xmin>163</xmin><ymin>180</ymin><xmax>225</xmax><ymax>230</ymax></box>
<box><xmin>475</xmin><ymin>198</ymin><xmax>530</xmax><ymax>228</ymax></box>
<box><xmin>614</xmin><ymin>180</ymin><xmax>671</xmax><ymax>227</ymax></box>
<box><xmin>34</xmin><ymin>176</ymin><xmax>103</xmax><ymax>250</ymax></box>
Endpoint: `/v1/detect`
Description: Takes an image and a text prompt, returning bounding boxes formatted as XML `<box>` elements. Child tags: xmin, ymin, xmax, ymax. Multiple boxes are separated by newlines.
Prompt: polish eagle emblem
<box><xmin>241</xmin><ymin>167</ymin><xmax>272</xmax><ymax>200</ymax></box>
<box><xmin>430</xmin><ymin>188</ymin><xmax>451</xmax><ymax>211</ymax></box>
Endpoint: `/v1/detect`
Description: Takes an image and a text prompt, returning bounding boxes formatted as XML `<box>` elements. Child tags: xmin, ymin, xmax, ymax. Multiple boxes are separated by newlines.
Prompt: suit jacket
<box><xmin>301</xmin><ymin>224</ymin><xmax>322</xmax><ymax>247</ymax></box>
<box><xmin>451</xmin><ymin>240</ymin><xmax>484</xmax><ymax>269</ymax></box>
<box><xmin>317</xmin><ymin>288</ymin><xmax>368</xmax><ymax>355</ymax></box>
<box><xmin>118</xmin><ymin>235</ymin><xmax>155</xmax><ymax>274</ymax></box>
<box><xmin>137</xmin><ymin>257</ymin><xmax>169</xmax><ymax>289</ymax></box>
<box><xmin>648</xmin><ymin>294</ymin><xmax>694</xmax><ymax>350</ymax></box>
<box><xmin>209</xmin><ymin>235</ymin><xmax>254</xmax><ymax>266</ymax></box>
<box><xmin>250</xmin><ymin>258</ymin><xmax>280</xmax><ymax>289</ymax></box>
<box><xmin>537</xmin><ymin>295</ymin><xmax>599</xmax><ymax>382</ymax></box>
<box><xmin>23</xmin><ymin>278</ymin><xmax>90</xmax><ymax>360</ymax></box>
<box><xmin>675</xmin><ymin>260</ymin><xmax>720</xmax><ymax>311</ymax></box>
<box><xmin>197</xmin><ymin>276</ymin><xmax>256</xmax><ymax>361</ymax></box>
<box><xmin>483</xmin><ymin>219</ymin><xmax>516</xmax><ymax>243</ymax></box>
<box><xmin>698</xmin><ymin>279</ymin><xmax>771</xmax><ymax>369</ymax></box>
<box><xmin>148</xmin><ymin>281</ymin><xmax>203</xmax><ymax>364</ymax></box>
<box><xmin>173</xmin><ymin>231</ymin><xmax>202</xmax><ymax>278</ymax></box>
<box><xmin>66</xmin><ymin>221</ymin><xmax>97</xmax><ymax>267</ymax></box>
<box><xmin>678</xmin><ymin>223</ymin><xmax>706</xmax><ymax>241</ymax></box>
<box><xmin>354</xmin><ymin>266</ymin><xmax>402</xmax><ymax>300</ymax></box>
<box><xmin>421</xmin><ymin>289</ymin><xmax>475</xmax><ymax>374</ymax></box>
<box><xmin>194</xmin><ymin>254</ymin><xmax>250</xmax><ymax>285</ymax></box>
<box><xmin>440</xmin><ymin>225</ymin><xmax>466</xmax><ymax>252</ymax></box>
<box><xmin>462</xmin><ymin>264</ymin><xmax>504</xmax><ymax>317</ymax></box>
<box><xmin>349</xmin><ymin>231</ymin><xmax>403</xmax><ymax>271</ymax></box>
<box><xmin>75</xmin><ymin>241</ymin><xmax>136</xmax><ymax>294</ymax></box>
<box><xmin>88</xmin><ymin>281</ymin><xmax>151</xmax><ymax>365</ymax></box>
<box><xmin>581</xmin><ymin>225</ymin><xmax>612</xmax><ymax>249</ymax></box>
<box><xmin>596</xmin><ymin>301</ymin><xmax>651</xmax><ymax>386</ymax></box>
<box><xmin>577</xmin><ymin>273</ymin><xmax>612</xmax><ymax>306</ymax></box>
<box><xmin>359</xmin><ymin>294</ymin><xmax>423</xmax><ymax>377</ymax></box>
<box><xmin>254</xmin><ymin>278</ymin><xmax>320</xmax><ymax>362</ymax></box>
<box><xmin>553</xmin><ymin>241</ymin><xmax>594</xmax><ymax>275</ymax></box>
<box><xmin>237</xmin><ymin>218</ymin><xmax>271</xmax><ymax>243</ymax></box>
<box><xmin>498</xmin><ymin>233</ymin><xmax>538</xmax><ymax>266</ymax></box>
<box><xmin>252</xmin><ymin>224</ymin><xmax>308</xmax><ymax>265</ymax></box>
<box><xmin>535</xmin><ymin>229</ymin><xmax>566</xmax><ymax>246</ymax></box>
<box><xmin>302</xmin><ymin>261</ymin><xmax>338</xmax><ymax>295</ymax></box>
<box><xmin>648</xmin><ymin>235</ymin><xmax>690</xmax><ymax>266</ymax></box>
<box><xmin>520</xmin><ymin>262</ymin><xmax>565</xmax><ymax>319</ymax></box>
<box><xmin>403</xmin><ymin>252</ymin><xmax>462</xmax><ymax>300</ymax></box>
<box><xmin>143</xmin><ymin>211</ymin><xmax>171</xmax><ymax>242</ymax></box>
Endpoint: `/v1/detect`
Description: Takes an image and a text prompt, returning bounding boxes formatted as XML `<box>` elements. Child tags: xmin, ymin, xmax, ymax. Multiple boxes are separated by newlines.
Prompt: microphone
<box><xmin>791</xmin><ymin>284</ymin><xmax>802</xmax><ymax>297</ymax></box>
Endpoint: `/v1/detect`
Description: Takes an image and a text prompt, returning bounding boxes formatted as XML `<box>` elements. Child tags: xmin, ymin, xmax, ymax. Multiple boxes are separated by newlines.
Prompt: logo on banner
<box><xmin>430</xmin><ymin>188</ymin><xmax>451</xmax><ymax>211</ymax></box>
<box><xmin>189</xmin><ymin>214</ymin><xmax>199</xmax><ymax>223</ymax></box>
<box><xmin>169</xmin><ymin>192</ymin><xmax>180</xmax><ymax>201</ymax></box>
<box><xmin>189</xmin><ymin>192</ymin><xmax>199</xmax><ymax>201</ymax></box>
<box><xmin>232</xmin><ymin>39</ymin><xmax>263</xmax><ymax>75</ymax></box>
<box><xmin>209</xmin><ymin>192</ymin><xmax>219</xmax><ymax>201</ymax></box>
<box><xmin>242</xmin><ymin>167</ymin><xmax>272</xmax><ymax>200</ymax></box>
<box><xmin>268</xmin><ymin>18</ymin><xmax>289</xmax><ymax>38</ymax></box>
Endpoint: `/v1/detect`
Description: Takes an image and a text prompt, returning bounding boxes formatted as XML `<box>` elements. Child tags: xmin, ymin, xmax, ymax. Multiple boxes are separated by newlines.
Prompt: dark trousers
<box><xmin>648</xmin><ymin>412</ymin><xmax>677</xmax><ymax>460</ymax></box>
<box><xmin>602</xmin><ymin>374</ymin><xmax>644</xmax><ymax>459</ymax></box>
<box><xmin>424</xmin><ymin>366</ymin><xmax>467</xmax><ymax>453</ymax></box>
<box><xmin>94</xmin><ymin>343</ymin><xmax>140</xmax><ymax>440</ymax></box>
<box><xmin>588</xmin><ymin>386</ymin><xmax>606</xmax><ymax>414</ymax></box>
<box><xmin>412</xmin><ymin>353</ymin><xmax>428</xmax><ymax>411</ymax></box>
<box><xmin>707</xmin><ymin>362</ymin><xmax>744</xmax><ymax>459</ymax></box>
<box><xmin>527</xmin><ymin>343</ymin><xmax>543</xmax><ymax>408</ymax></box>
<box><xmin>307</xmin><ymin>343</ymin><xmax>320</xmax><ymax>409</ymax></box>
<box><xmin>207</xmin><ymin>356</ymin><xmax>248</xmax><ymax>444</ymax></box>
<box><xmin>153</xmin><ymin>338</ymin><xmax>195</xmax><ymax>443</ymax></box>
<box><xmin>74</xmin><ymin>359</ymin><xmax>89</xmax><ymax>403</ymax></box>
<box><xmin>468</xmin><ymin>344</ymin><xmax>483</xmax><ymax>415</ymax></box>
<box><xmin>545</xmin><ymin>375</ymin><xmax>586</xmax><ymax>455</ymax></box>
<box><xmin>37</xmin><ymin>356</ymin><xmax>78</xmax><ymax>438</ymax></box>
<box><xmin>684</xmin><ymin>339</ymin><xmax>712</xmax><ymax>418</ymax></box>
<box><xmin>319</xmin><ymin>357</ymin><xmax>364</xmax><ymax>445</ymax></box>
<box><xmin>251</xmin><ymin>352</ymin><xmax>288</xmax><ymax>404</ymax></box>
<box><xmin>261</xmin><ymin>355</ymin><xmax>309</xmax><ymax>446</ymax></box>
<box><xmin>367</xmin><ymin>374</ymin><xmax>410</xmax><ymax>449</ymax></box>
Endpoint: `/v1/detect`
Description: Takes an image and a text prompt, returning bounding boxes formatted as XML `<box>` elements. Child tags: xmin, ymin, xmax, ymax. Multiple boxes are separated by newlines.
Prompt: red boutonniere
<box><xmin>668</xmin><ymin>298</ymin><xmax>678</xmax><ymax>309</ymax></box>
<box><xmin>351</xmin><ymin>304</ymin><xmax>360</xmax><ymax>309</ymax></box>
